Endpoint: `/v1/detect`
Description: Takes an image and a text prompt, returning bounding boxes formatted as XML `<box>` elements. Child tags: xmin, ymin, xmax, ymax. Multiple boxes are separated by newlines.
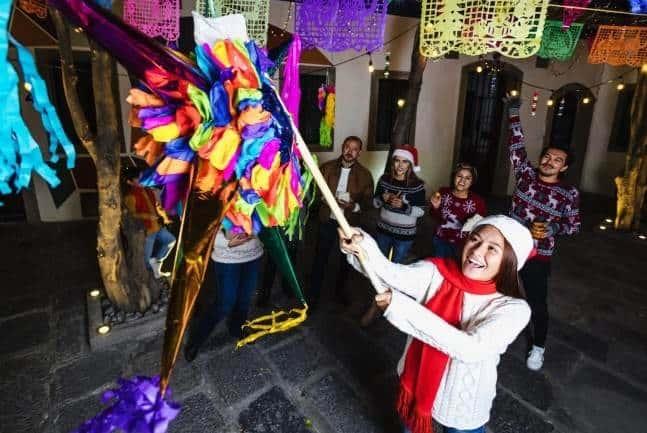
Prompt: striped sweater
<box><xmin>508</xmin><ymin>106</ymin><xmax>581</xmax><ymax>259</ymax></box>
<box><xmin>373</xmin><ymin>175</ymin><xmax>426</xmax><ymax>240</ymax></box>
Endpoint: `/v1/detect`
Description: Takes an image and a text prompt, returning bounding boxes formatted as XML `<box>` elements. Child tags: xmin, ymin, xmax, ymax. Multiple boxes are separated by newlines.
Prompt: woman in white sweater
<box><xmin>339</xmin><ymin>215</ymin><xmax>532</xmax><ymax>433</ymax></box>
<box><xmin>184</xmin><ymin>229</ymin><xmax>264</xmax><ymax>362</ymax></box>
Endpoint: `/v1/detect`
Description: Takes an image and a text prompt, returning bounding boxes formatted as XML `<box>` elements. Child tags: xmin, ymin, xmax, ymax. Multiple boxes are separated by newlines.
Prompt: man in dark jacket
<box><xmin>309</xmin><ymin>136</ymin><xmax>374</xmax><ymax>309</ymax></box>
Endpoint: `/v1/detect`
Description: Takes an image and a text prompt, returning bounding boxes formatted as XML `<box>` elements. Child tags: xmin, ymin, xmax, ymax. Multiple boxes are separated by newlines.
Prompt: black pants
<box><xmin>308</xmin><ymin>219</ymin><xmax>351</xmax><ymax>306</ymax></box>
<box><xmin>520</xmin><ymin>259</ymin><xmax>551</xmax><ymax>348</ymax></box>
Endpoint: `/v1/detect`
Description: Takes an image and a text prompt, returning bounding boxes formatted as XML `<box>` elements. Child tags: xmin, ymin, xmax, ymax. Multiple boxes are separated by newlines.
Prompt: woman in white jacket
<box><xmin>339</xmin><ymin>215</ymin><xmax>533</xmax><ymax>433</ymax></box>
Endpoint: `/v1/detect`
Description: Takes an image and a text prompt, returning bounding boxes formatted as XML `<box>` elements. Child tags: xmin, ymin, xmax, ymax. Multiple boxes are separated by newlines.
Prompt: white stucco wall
<box><xmin>269</xmin><ymin>0</ymin><xmax>630</xmax><ymax>197</ymax></box>
<box><xmin>22</xmin><ymin>4</ymin><xmax>636</xmax><ymax>222</ymax></box>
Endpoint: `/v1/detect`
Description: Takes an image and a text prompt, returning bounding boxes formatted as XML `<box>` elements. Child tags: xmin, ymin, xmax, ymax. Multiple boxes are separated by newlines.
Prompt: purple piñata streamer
<box><xmin>280</xmin><ymin>35</ymin><xmax>302</xmax><ymax>128</ymax></box>
<box><xmin>71</xmin><ymin>376</ymin><xmax>180</xmax><ymax>433</ymax></box>
<box><xmin>296</xmin><ymin>0</ymin><xmax>387</xmax><ymax>52</ymax></box>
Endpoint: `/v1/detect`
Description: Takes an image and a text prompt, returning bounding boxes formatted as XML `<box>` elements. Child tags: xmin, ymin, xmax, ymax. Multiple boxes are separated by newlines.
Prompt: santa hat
<box><xmin>392</xmin><ymin>144</ymin><xmax>420</xmax><ymax>172</ymax></box>
<box><xmin>470</xmin><ymin>215</ymin><xmax>534</xmax><ymax>270</ymax></box>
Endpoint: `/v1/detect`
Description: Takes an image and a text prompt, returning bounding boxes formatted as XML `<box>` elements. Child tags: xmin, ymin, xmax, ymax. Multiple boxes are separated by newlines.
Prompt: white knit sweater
<box><xmin>347</xmin><ymin>231</ymin><xmax>530</xmax><ymax>430</ymax></box>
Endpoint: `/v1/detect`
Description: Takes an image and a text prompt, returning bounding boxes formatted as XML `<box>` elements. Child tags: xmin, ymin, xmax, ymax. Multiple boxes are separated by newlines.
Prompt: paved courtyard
<box><xmin>1</xmin><ymin>194</ymin><xmax>646</xmax><ymax>433</ymax></box>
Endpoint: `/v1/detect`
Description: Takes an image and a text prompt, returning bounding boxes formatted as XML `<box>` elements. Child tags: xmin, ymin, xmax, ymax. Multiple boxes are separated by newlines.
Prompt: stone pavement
<box><xmin>1</xmin><ymin>194</ymin><xmax>646</xmax><ymax>433</ymax></box>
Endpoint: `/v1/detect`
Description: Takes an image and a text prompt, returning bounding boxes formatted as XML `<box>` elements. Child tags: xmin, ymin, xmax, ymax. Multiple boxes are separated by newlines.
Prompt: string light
<box><xmin>510</xmin><ymin>89</ymin><xmax>519</xmax><ymax>97</ymax></box>
<box><xmin>582</xmin><ymin>97</ymin><xmax>591</xmax><ymax>104</ymax></box>
<box><xmin>642</xmin><ymin>64</ymin><xmax>647</xmax><ymax>74</ymax></box>
<box><xmin>97</xmin><ymin>325</ymin><xmax>111</xmax><ymax>335</ymax></box>
<box><xmin>546</xmin><ymin>99</ymin><xmax>554</xmax><ymax>106</ymax></box>
<box><xmin>476</xmin><ymin>65</ymin><xmax>484</xmax><ymax>73</ymax></box>
<box><xmin>397</xmin><ymin>98</ymin><xmax>405</xmax><ymax>108</ymax></box>
<box><xmin>616</xmin><ymin>82</ymin><xmax>625</xmax><ymax>91</ymax></box>
<box><xmin>368</xmin><ymin>52</ymin><xmax>374</xmax><ymax>73</ymax></box>
<box><xmin>383</xmin><ymin>51</ymin><xmax>390</xmax><ymax>78</ymax></box>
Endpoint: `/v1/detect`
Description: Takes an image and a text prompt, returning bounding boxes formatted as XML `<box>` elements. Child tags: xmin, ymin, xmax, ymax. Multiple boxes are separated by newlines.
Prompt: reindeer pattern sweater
<box><xmin>346</xmin><ymin>231</ymin><xmax>531</xmax><ymax>430</ymax></box>
<box><xmin>431</xmin><ymin>187</ymin><xmax>487</xmax><ymax>245</ymax></box>
<box><xmin>508</xmin><ymin>106</ymin><xmax>581</xmax><ymax>259</ymax></box>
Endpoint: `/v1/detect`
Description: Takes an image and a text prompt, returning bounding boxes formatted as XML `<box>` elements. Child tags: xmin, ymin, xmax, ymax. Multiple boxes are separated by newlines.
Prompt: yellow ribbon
<box><xmin>236</xmin><ymin>304</ymin><xmax>308</xmax><ymax>348</ymax></box>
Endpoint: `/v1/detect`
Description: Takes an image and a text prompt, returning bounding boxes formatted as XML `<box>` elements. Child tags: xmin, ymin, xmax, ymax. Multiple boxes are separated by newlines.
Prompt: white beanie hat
<box><xmin>471</xmin><ymin>215</ymin><xmax>534</xmax><ymax>270</ymax></box>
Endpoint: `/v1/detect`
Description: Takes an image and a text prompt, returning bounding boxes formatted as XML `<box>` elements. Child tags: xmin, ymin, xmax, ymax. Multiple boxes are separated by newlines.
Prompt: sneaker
<box><xmin>526</xmin><ymin>345</ymin><xmax>545</xmax><ymax>371</ymax></box>
<box><xmin>149</xmin><ymin>258</ymin><xmax>171</xmax><ymax>279</ymax></box>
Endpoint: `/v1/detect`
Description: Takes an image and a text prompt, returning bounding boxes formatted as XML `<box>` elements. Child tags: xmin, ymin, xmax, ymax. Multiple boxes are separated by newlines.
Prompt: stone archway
<box><xmin>545</xmin><ymin>83</ymin><xmax>596</xmax><ymax>188</ymax></box>
<box><xmin>453</xmin><ymin>61</ymin><xmax>523</xmax><ymax>196</ymax></box>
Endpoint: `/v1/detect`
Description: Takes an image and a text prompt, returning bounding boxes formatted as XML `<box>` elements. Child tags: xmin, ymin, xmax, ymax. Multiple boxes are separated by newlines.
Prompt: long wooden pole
<box><xmin>272</xmin><ymin>86</ymin><xmax>385</xmax><ymax>294</ymax></box>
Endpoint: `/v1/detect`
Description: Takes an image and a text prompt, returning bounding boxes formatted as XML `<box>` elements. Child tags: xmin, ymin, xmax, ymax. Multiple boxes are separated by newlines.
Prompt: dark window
<box><xmin>458</xmin><ymin>69</ymin><xmax>517</xmax><ymax>194</ymax></box>
<box><xmin>608</xmin><ymin>84</ymin><xmax>636</xmax><ymax>153</ymax></box>
<box><xmin>368</xmin><ymin>70</ymin><xmax>410</xmax><ymax>150</ymax></box>
<box><xmin>549</xmin><ymin>91</ymin><xmax>580</xmax><ymax>149</ymax></box>
<box><xmin>296</xmin><ymin>67</ymin><xmax>335</xmax><ymax>152</ymax></box>
<box><xmin>35</xmin><ymin>49</ymin><xmax>96</xmax><ymax>157</ymax></box>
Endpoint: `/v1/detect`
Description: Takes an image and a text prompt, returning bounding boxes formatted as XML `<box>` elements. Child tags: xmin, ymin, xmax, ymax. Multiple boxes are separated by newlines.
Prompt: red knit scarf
<box><xmin>396</xmin><ymin>257</ymin><xmax>497</xmax><ymax>433</ymax></box>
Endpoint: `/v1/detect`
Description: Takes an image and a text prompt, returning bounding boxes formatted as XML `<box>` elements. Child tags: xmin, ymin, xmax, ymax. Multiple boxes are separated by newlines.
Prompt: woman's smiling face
<box><xmin>453</xmin><ymin>168</ymin><xmax>474</xmax><ymax>193</ymax></box>
<box><xmin>461</xmin><ymin>225</ymin><xmax>505</xmax><ymax>281</ymax></box>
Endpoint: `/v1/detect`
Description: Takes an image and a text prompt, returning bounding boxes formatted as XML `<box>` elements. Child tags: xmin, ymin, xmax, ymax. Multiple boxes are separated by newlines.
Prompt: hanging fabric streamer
<box><xmin>628</xmin><ymin>0</ymin><xmax>647</xmax><ymax>14</ymax></box>
<box><xmin>280</xmin><ymin>35</ymin><xmax>302</xmax><ymax>129</ymax></box>
<box><xmin>0</xmin><ymin>0</ymin><xmax>75</xmax><ymax>201</ymax></box>
<box><xmin>419</xmin><ymin>0</ymin><xmax>550</xmax><ymax>58</ymax></box>
<box><xmin>194</xmin><ymin>0</ymin><xmax>270</xmax><ymax>46</ymax></box>
<box><xmin>537</xmin><ymin>20</ymin><xmax>583</xmax><ymax>61</ymax></box>
<box><xmin>319</xmin><ymin>85</ymin><xmax>335</xmax><ymax>148</ymax></box>
<box><xmin>588</xmin><ymin>25</ymin><xmax>647</xmax><ymax>67</ymax></box>
<box><xmin>123</xmin><ymin>0</ymin><xmax>180</xmax><ymax>41</ymax></box>
<box><xmin>18</xmin><ymin>0</ymin><xmax>47</xmax><ymax>18</ymax></box>
<box><xmin>296</xmin><ymin>0</ymin><xmax>388</xmax><ymax>52</ymax></box>
<box><xmin>562</xmin><ymin>0</ymin><xmax>590</xmax><ymax>29</ymax></box>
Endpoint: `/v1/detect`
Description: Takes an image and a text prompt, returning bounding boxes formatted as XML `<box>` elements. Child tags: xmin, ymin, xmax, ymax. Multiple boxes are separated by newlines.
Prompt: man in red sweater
<box><xmin>505</xmin><ymin>94</ymin><xmax>581</xmax><ymax>371</ymax></box>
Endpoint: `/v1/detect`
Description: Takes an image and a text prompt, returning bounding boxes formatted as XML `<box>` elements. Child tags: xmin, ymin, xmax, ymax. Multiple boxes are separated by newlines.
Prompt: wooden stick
<box><xmin>271</xmin><ymin>85</ymin><xmax>385</xmax><ymax>294</ymax></box>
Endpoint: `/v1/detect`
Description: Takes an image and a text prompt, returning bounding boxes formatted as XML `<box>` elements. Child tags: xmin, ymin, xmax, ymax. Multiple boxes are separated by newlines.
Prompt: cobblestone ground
<box><xmin>1</xmin><ymin>195</ymin><xmax>646</xmax><ymax>433</ymax></box>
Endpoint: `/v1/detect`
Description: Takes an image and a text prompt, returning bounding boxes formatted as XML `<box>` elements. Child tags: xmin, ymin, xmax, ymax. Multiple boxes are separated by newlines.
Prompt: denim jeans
<box><xmin>375</xmin><ymin>231</ymin><xmax>414</xmax><ymax>264</ymax></box>
<box><xmin>189</xmin><ymin>258</ymin><xmax>262</xmax><ymax>348</ymax></box>
<box><xmin>403</xmin><ymin>424</ymin><xmax>485</xmax><ymax>433</ymax></box>
<box><xmin>144</xmin><ymin>227</ymin><xmax>176</xmax><ymax>267</ymax></box>
<box><xmin>432</xmin><ymin>235</ymin><xmax>458</xmax><ymax>259</ymax></box>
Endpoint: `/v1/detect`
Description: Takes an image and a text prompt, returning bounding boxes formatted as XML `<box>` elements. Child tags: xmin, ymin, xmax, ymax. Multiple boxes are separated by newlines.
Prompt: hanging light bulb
<box><xmin>616</xmin><ymin>82</ymin><xmax>625</xmax><ymax>91</ymax></box>
<box><xmin>368</xmin><ymin>53</ymin><xmax>374</xmax><ymax>74</ymax></box>
<box><xmin>582</xmin><ymin>97</ymin><xmax>591</xmax><ymax>104</ymax></box>
<box><xmin>546</xmin><ymin>99</ymin><xmax>554</xmax><ymax>107</ymax></box>
<box><xmin>476</xmin><ymin>65</ymin><xmax>484</xmax><ymax>73</ymax></box>
<box><xmin>642</xmin><ymin>64</ymin><xmax>647</xmax><ymax>74</ymax></box>
<box><xmin>510</xmin><ymin>90</ymin><xmax>519</xmax><ymax>97</ymax></box>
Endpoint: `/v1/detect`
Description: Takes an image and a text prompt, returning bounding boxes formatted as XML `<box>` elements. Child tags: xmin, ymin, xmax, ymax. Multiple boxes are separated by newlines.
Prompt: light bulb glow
<box><xmin>476</xmin><ymin>65</ymin><xmax>483</xmax><ymax>73</ymax></box>
<box><xmin>599</xmin><ymin>225</ymin><xmax>607</xmax><ymax>231</ymax></box>
<box><xmin>510</xmin><ymin>90</ymin><xmax>519</xmax><ymax>97</ymax></box>
<box><xmin>97</xmin><ymin>325</ymin><xmax>111</xmax><ymax>335</ymax></box>
<box><xmin>23</xmin><ymin>82</ymin><xmax>32</xmax><ymax>92</ymax></box>
<box><xmin>617</xmin><ymin>83</ymin><xmax>625</xmax><ymax>91</ymax></box>
<box><xmin>642</xmin><ymin>64</ymin><xmax>647</xmax><ymax>74</ymax></box>
<box><xmin>604</xmin><ymin>218</ymin><xmax>613</xmax><ymax>223</ymax></box>
<box><xmin>89</xmin><ymin>289</ymin><xmax>101</xmax><ymax>298</ymax></box>
<box><xmin>582</xmin><ymin>97</ymin><xmax>591</xmax><ymax>104</ymax></box>
<box><xmin>397</xmin><ymin>98</ymin><xmax>405</xmax><ymax>108</ymax></box>
<box><xmin>546</xmin><ymin>99</ymin><xmax>554</xmax><ymax>106</ymax></box>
